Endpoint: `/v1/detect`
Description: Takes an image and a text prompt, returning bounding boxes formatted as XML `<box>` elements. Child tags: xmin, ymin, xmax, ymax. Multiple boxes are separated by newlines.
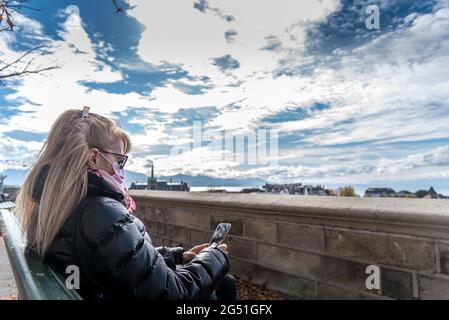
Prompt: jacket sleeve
<box><xmin>134</xmin><ymin>221</ymin><xmax>185</xmax><ymax>270</ymax></box>
<box><xmin>156</xmin><ymin>246</ymin><xmax>185</xmax><ymax>270</ymax></box>
<box><xmin>77</xmin><ymin>198</ymin><xmax>229</xmax><ymax>300</ymax></box>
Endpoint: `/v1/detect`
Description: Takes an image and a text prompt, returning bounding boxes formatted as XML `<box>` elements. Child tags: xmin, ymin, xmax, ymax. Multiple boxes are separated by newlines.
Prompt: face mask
<box><xmin>99</xmin><ymin>152</ymin><xmax>125</xmax><ymax>186</ymax></box>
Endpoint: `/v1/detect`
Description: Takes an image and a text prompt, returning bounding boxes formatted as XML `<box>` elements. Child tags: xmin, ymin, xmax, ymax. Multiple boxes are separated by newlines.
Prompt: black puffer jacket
<box><xmin>27</xmin><ymin>165</ymin><xmax>229</xmax><ymax>300</ymax></box>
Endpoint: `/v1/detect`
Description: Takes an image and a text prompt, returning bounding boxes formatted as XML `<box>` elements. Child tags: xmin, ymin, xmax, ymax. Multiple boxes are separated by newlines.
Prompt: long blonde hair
<box><xmin>15</xmin><ymin>109</ymin><xmax>131</xmax><ymax>258</ymax></box>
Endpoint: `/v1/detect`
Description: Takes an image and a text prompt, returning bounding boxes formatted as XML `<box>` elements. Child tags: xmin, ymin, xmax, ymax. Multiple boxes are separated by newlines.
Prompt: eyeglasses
<box><xmin>99</xmin><ymin>150</ymin><xmax>128</xmax><ymax>169</ymax></box>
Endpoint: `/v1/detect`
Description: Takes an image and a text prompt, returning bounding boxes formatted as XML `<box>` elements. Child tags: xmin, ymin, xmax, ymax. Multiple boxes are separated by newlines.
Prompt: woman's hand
<box><xmin>182</xmin><ymin>243</ymin><xmax>208</xmax><ymax>264</ymax></box>
<box><xmin>217</xmin><ymin>243</ymin><xmax>228</xmax><ymax>254</ymax></box>
<box><xmin>182</xmin><ymin>243</ymin><xmax>228</xmax><ymax>264</ymax></box>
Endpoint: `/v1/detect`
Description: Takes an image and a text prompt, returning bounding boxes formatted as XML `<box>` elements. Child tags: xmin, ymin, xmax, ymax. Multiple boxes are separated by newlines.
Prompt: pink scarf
<box><xmin>87</xmin><ymin>168</ymin><xmax>136</xmax><ymax>214</ymax></box>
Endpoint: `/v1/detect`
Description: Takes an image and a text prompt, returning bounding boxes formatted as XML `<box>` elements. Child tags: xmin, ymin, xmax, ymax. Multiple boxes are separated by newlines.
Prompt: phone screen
<box><xmin>209</xmin><ymin>223</ymin><xmax>232</xmax><ymax>247</ymax></box>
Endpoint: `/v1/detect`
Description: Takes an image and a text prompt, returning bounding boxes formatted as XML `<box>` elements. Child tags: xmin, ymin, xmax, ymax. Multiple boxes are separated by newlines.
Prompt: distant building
<box><xmin>304</xmin><ymin>185</ymin><xmax>327</xmax><ymax>196</ymax></box>
<box><xmin>240</xmin><ymin>187</ymin><xmax>264</xmax><ymax>193</ymax></box>
<box><xmin>396</xmin><ymin>190</ymin><xmax>417</xmax><ymax>198</ymax></box>
<box><xmin>263</xmin><ymin>183</ymin><xmax>327</xmax><ymax>196</ymax></box>
<box><xmin>129</xmin><ymin>182</ymin><xmax>148</xmax><ymax>190</ymax></box>
<box><xmin>0</xmin><ymin>175</ymin><xmax>7</xmax><ymax>202</ymax></box>
<box><xmin>364</xmin><ymin>188</ymin><xmax>396</xmax><ymax>198</ymax></box>
<box><xmin>152</xmin><ymin>179</ymin><xmax>190</xmax><ymax>191</ymax></box>
<box><xmin>364</xmin><ymin>186</ymin><xmax>447</xmax><ymax>199</ymax></box>
<box><xmin>419</xmin><ymin>186</ymin><xmax>444</xmax><ymax>199</ymax></box>
<box><xmin>129</xmin><ymin>164</ymin><xmax>189</xmax><ymax>191</ymax></box>
<box><xmin>2</xmin><ymin>185</ymin><xmax>20</xmax><ymax>202</ymax></box>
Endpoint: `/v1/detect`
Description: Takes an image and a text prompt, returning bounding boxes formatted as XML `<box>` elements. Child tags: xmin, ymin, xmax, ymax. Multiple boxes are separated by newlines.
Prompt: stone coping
<box><xmin>129</xmin><ymin>191</ymin><xmax>449</xmax><ymax>231</ymax></box>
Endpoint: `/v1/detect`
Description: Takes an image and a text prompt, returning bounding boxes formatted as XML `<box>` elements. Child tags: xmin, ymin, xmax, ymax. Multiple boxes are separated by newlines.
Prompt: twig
<box><xmin>0</xmin><ymin>65</ymin><xmax>59</xmax><ymax>79</ymax></box>
<box><xmin>0</xmin><ymin>45</ymin><xmax>46</xmax><ymax>72</ymax></box>
<box><xmin>112</xmin><ymin>0</ymin><xmax>123</xmax><ymax>13</ymax></box>
<box><xmin>0</xmin><ymin>45</ymin><xmax>61</xmax><ymax>81</ymax></box>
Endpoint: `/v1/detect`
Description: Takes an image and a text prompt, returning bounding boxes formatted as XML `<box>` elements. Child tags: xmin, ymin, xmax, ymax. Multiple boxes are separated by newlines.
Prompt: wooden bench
<box><xmin>0</xmin><ymin>204</ymin><xmax>82</xmax><ymax>300</ymax></box>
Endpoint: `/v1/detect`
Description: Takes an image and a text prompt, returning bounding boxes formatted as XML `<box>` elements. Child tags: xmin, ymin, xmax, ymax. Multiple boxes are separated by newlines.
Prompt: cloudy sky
<box><xmin>1</xmin><ymin>0</ymin><xmax>449</xmax><ymax>194</ymax></box>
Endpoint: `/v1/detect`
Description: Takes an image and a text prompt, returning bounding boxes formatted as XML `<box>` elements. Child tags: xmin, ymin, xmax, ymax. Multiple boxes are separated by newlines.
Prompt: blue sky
<box><xmin>1</xmin><ymin>0</ymin><xmax>449</xmax><ymax>194</ymax></box>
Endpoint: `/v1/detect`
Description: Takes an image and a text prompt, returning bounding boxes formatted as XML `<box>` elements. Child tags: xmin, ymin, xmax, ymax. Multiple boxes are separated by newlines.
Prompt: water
<box><xmin>190</xmin><ymin>184</ymin><xmax>449</xmax><ymax>197</ymax></box>
<box><xmin>190</xmin><ymin>186</ymin><xmax>260</xmax><ymax>193</ymax></box>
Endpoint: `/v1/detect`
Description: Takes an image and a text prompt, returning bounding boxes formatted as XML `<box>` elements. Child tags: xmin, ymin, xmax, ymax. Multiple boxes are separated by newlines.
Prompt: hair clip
<box><xmin>82</xmin><ymin>106</ymin><xmax>90</xmax><ymax>118</ymax></box>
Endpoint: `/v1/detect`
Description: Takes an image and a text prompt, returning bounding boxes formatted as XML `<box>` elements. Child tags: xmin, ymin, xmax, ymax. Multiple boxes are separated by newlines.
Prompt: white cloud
<box><xmin>128</xmin><ymin>0</ymin><xmax>339</xmax><ymax>84</ymax></box>
<box><xmin>126</xmin><ymin>0</ymin><xmax>341</xmax><ymax>127</ymax></box>
<box><xmin>0</xmin><ymin>7</ymin><xmax>153</xmax><ymax>135</ymax></box>
<box><xmin>377</xmin><ymin>145</ymin><xmax>449</xmax><ymax>174</ymax></box>
<box><xmin>113</xmin><ymin>1</ymin><xmax>449</xmax><ymax>184</ymax></box>
<box><xmin>140</xmin><ymin>144</ymin><xmax>449</xmax><ymax>186</ymax></box>
<box><xmin>2</xmin><ymin>0</ymin><xmax>449</xmax><ymax>187</ymax></box>
<box><xmin>0</xmin><ymin>133</ymin><xmax>42</xmax><ymax>171</ymax></box>
<box><xmin>279</xmin><ymin>6</ymin><xmax>449</xmax><ymax>147</ymax></box>
<box><xmin>127</xmin><ymin>1</ymin><xmax>449</xmax><ymax>145</ymax></box>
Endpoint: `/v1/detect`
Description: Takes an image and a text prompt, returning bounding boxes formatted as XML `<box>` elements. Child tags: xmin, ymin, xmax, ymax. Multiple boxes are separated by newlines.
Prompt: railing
<box><xmin>0</xmin><ymin>206</ymin><xmax>82</xmax><ymax>300</ymax></box>
<box><xmin>129</xmin><ymin>190</ymin><xmax>449</xmax><ymax>300</ymax></box>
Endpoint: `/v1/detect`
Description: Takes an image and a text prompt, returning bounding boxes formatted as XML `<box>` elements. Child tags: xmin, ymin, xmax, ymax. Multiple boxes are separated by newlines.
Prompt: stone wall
<box><xmin>129</xmin><ymin>190</ymin><xmax>449</xmax><ymax>300</ymax></box>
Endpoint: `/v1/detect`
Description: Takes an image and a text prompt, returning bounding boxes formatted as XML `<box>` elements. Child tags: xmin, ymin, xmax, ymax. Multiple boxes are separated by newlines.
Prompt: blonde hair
<box><xmin>15</xmin><ymin>108</ymin><xmax>131</xmax><ymax>257</ymax></box>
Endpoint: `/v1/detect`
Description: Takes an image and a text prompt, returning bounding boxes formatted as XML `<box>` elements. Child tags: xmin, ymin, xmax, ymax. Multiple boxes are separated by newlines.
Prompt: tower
<box><xmin>147</xmin><ymin>164</ymin><xmax>157</xmax><ymax>190</ymax></box>
<box><xmin>0</xmin><ymin>175</ymin><xmax>6</xmax><ymax>194</ymax></box>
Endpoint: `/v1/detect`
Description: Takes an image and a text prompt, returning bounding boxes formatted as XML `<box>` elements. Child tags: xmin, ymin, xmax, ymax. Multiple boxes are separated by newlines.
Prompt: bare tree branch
<box><xmin>1</xmin><ymin>0</ymin><xmax>41</xmax><ymax>11</ymax></box>
<box><xmin>112</xmin><ymin>0</ymin><xmax>124</xmax><ymax>14</ymax></box>
<box><xmin>0</xmin><ymin>45</ymin><xmax>61</xmax><ymax>81</ymax></box>
<box><xmin>0</xmin><ymin>45</ymin><xmax>41</xmax><ymax>72</ymax></box>
<box><xmin>0</xmin><ymin>1</ymin><xmax>61</xmax><ymax>84</ymax></box>
<box><xmin>0</xmin><ymin>0</ymin><xmax>125</xmax><ymax>84</ymax></box>
<box><xmin>0</xmin><ymin>65</ymin><xmax>59</xmax><ymax>80</ymax></box>
<box><xmin>1</xmin><ymin>0</ymin><xmax>43</xmax><ymax>32</ymax></box>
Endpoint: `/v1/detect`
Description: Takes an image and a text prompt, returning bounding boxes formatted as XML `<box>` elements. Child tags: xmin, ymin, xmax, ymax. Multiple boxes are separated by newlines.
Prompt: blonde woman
<box><xmin>15</xmin><ymin>108</ymin><xmax>236</xmax><ymax>300</ymax></box>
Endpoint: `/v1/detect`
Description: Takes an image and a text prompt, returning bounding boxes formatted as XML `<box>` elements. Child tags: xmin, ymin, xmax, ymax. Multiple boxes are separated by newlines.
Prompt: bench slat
<box><xmin>0</xmin><ymin>208</ymin><xmax>82</xmax><ymax>300</ymax></box>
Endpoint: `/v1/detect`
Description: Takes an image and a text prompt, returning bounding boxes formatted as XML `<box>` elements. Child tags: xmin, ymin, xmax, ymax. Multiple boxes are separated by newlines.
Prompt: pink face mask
<box><xmin>99</xmin><ymin>152</ymin><xmax>125</xmax><ymax>187</ymax></box>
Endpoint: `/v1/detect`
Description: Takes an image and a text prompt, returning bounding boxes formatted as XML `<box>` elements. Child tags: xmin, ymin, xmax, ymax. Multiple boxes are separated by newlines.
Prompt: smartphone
<box><xmin>209</xmin><ymin>223</ymin><xmax>232</xmax><ymax>247</ymax></box>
